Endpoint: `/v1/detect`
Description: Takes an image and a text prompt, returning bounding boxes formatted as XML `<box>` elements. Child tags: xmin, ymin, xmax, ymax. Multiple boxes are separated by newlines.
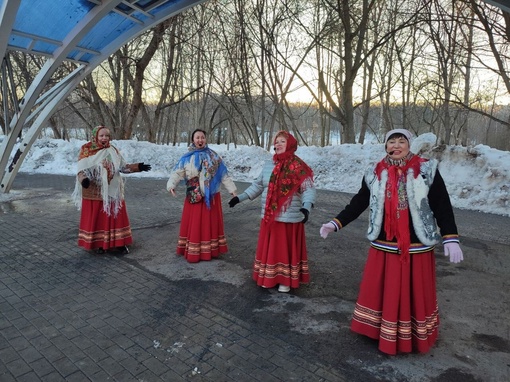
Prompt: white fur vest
<box><xmin>364</xmin><ymin>159</ymin><xmax>441</xmax><ymax>246</ymax></box>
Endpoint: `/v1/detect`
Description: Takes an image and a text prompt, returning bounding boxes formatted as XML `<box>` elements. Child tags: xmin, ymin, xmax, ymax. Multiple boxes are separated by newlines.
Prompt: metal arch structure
<box><xmin>483</xmin><ymin>0</ymin><xmax>510</xmax><ymax>14</ymax></box>
<box><xmin>0</xmin><ymin>0</ymin><xmax>207</xmax><ymax>193</ymax></box>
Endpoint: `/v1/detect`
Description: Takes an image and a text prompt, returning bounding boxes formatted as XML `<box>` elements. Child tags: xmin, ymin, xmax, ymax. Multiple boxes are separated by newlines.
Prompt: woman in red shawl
<box><xmin>320</xmin><ymin>129</ymin><xmax>464</xmax><ymax>355</ymax></box>
<box><xmin>229</xmin><ymin>131</ymin><xmax>316</xmax><ymax>293</ymax></box>
<box><xmin>73</xmin><ymin>126</ymin><xmax>151</xmax><ymax>254</ymax></box>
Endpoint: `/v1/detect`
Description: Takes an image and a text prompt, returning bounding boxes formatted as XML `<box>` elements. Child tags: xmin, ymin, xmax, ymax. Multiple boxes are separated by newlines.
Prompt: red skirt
<box><xmin>176</xmin><ymin>193</ymin><xmax>228</xmax><ymax>263</ymax></box>
<box><xmin>351</xmin><ymin>247</ymin><xmax>439</xmax><ymax>355</ymax></box>
<box><xmin>78</xmin><ymin>199</ymin><xmax>133</xmax><ymax>250</ymax></box>
<box><xmin>252</xmin><ymin>220</ymin><xmax>309</xmax><ymax>289</ymax></box>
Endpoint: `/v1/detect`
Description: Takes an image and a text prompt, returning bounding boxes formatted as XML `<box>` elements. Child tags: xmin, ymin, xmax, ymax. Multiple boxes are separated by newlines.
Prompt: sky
<box><xmin>1</xmin><ymin>133</ymin><xmax>509</xmax><ymax>217</ymax></box>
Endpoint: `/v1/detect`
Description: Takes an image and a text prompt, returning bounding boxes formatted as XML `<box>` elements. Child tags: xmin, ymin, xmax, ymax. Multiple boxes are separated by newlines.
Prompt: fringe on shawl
<box><xmin>72</xmin><ymin>164</ymin><xmax>123</xmax><ymax>217</ymax></box>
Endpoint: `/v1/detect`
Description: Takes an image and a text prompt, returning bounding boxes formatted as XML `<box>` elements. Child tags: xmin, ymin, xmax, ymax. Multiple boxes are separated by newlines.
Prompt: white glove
<box><xmin>444</xmin><ymin>242</ymin><xmax>463</xmax><ymax>263</ymax></box>
<box><xmin>320</xmin><ymin>222</ymin><xmax>336</xmax><ymax>239</ymax></box>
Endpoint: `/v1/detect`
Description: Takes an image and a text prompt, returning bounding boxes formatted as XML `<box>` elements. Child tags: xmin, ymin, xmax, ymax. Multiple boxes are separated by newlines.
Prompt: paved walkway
<box><xmin>0</xmin><ymin>174</ymin><xmax>347</xmax><ymax>382</ymax></box>
<box><xmin>1</xmin><ymin>173</ymin><xmax>509</xmax><ymax>382</ymax></box>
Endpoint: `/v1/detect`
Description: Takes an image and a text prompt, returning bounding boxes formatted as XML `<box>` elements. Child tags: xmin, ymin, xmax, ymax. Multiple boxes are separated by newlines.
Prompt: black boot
<box><xmin>95</xmin><ymin>248</ymin><xmax>105</xmax><ymax>254</ymax></box>
<box><xmin>117</xmin><ymin>246</ymin><xmax>129</xmax><ymax>255</ymax></box>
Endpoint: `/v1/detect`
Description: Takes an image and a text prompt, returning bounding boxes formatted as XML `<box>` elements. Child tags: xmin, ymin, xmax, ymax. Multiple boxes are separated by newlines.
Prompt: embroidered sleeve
<box><xmin>442</xmin><ymin>234</ymin><xmax>460</xmax><ymax>244</ymax></box>
<box><xmin>120</xmin><ymin>163</ymin><xmax>139</xmax><ymax>174</ymax></box>
<box><xmin>331</xmin><ymin>218</ymin><xmax>342</xmax><ymax>231</ymax></box>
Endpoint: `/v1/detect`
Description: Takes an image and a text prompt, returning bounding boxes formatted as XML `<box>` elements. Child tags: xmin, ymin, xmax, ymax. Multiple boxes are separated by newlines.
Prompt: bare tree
<box><xmin>469</xmin><ymin>1</ymin><xmax>510</xmax><ymax>115</ymax></box>
<box><xmin>13</xmin><ymin>0</ymin><xmax>508</xmax><ymax>151</ymax></box>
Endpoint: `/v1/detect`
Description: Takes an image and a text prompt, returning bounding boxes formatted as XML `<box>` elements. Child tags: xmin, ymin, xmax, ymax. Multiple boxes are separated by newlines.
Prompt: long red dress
<box><xmin>253</xmin><ymin>220</ymin><xmax>309</xmax><ymax>288</ymax></box>
<box><xmin>176</xmin><ymin>193</ymin><xmax>227</xmax><ymax>263</ymax></box>
<box><xmin>78</xmin><ymin>199</ymin><xmax>133</xmax><ymax>250</ymax></box>
<box><xmin>351</xmin><ymin>247</ymin><xmax>439</xmax><ymax>355</ymax></box>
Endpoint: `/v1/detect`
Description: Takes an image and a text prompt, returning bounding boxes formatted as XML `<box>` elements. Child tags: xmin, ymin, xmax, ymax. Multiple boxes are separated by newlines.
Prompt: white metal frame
<box><xmin>0</xmin><ymin>0</ymin><xmax>207</xmax><ymax>193</ymax></box>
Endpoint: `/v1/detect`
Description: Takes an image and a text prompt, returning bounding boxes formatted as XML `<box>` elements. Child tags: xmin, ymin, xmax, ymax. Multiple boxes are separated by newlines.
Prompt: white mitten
<box><xmin>444</xmin><ymin>242</ymin><xmax>464</xmax><ymax>263</ymax></box>
<box><xmin>320</xmin><ymin>222</ymin><xmax>336</xmax><ymax>239</ymax></box>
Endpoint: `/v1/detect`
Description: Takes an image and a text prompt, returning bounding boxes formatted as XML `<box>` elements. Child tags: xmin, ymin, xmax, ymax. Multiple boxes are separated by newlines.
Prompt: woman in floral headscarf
<box><xmin>73</xmin><ymin>126</ymin><xmax>151</xmax><ymax>255</ymax></box>
<box><xmin>167</xmin><ymin>129</ymin><xmax>237</xmax><ymax>263</ymax></box>
<box><xmin>320</xmin><ymin>129</ymin><xmax>463</xmax><ymax>355</ymax></box>
<box><xmin>229</xmin><ymin>130</ymin><xmax>316</xmax><ymax>293</ymax></box>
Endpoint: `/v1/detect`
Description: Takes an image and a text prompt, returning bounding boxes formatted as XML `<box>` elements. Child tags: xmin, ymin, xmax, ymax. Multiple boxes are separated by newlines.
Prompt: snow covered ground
<box><xmin>1</xmin><ymin>133</ymin><xmax>509</xmax><ymax>217</ymax></box>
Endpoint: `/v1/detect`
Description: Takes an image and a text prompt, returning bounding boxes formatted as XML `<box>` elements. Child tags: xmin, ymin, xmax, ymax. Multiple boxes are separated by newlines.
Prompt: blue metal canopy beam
<box><xmin>0</xmin><ymin>0</ymin><xmax>206</xmax><ymax>193</ymax></box>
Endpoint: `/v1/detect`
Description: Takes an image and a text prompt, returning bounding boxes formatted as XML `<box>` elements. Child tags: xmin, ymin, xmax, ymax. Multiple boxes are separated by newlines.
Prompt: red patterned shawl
<box><xmin>264</xmin><ymin>131</ymin><xmax>314</xmax><ymax>223</ymax></box>
<box><xmin>375</xmin><ymin>153</ymin><xmax>426</xmax><ymax>263</ymax></box>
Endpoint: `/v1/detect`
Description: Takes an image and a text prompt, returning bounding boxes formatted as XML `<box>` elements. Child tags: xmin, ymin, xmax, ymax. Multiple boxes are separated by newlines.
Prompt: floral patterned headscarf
<box><xmin>264</xmin><ymin>131</ymin><xmax>314</xmax><ymax>223</ymax></box>
<box><xmin>78</xmin><ymin>126</ymin><xmax>111</xmax><ymax>160</ymax></box>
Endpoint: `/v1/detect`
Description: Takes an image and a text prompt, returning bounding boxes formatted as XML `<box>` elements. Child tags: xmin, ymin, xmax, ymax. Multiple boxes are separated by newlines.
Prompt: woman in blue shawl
<box><xmin>167</xmin><ymin>129</ymin><xmax>237</xmax><ymax>263</ymax></box>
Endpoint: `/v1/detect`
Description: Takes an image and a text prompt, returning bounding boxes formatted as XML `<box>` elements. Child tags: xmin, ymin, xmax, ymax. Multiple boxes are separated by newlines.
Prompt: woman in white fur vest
<box><xmin>320</xmin><ymin>129</ymin><xmax>463</xmax><ymax>355</ymax></box>
<box><xmin>229</xmin><ymin>131</ymin><xmax>316</xmax><ymax>293</ymax></box>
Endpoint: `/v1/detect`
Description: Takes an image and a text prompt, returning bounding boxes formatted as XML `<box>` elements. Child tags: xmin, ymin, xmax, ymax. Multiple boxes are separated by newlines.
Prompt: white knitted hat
<box><xmin>384</xmin><ymin>129</ymin><xmax>413</xmax><ymax>143</ymax></box>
